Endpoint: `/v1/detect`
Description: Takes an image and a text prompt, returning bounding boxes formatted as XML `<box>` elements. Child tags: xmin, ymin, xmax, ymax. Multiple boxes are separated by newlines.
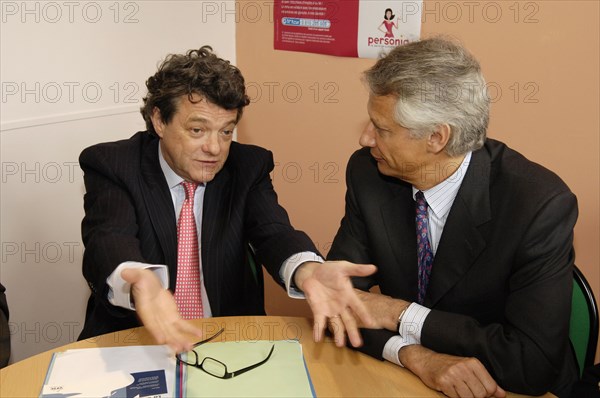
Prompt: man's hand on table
<box><xmin>352</xmin><ymin>290</ymin><xmax>505</xmax><ymax>398</ymax></box>
<box><xmin>121</xmin><ymin>268</ymin><xmax>202</xmax><ymax>353</ymax></box>
<box><xmin>293</xmin><ymin>261</ymin><xmax>377</xmax><ymax>348</ymax></box>
<box><xmin>400</xmin><ymin>345</ymin><xmax>506</xmax><ymax>398</ymax></box>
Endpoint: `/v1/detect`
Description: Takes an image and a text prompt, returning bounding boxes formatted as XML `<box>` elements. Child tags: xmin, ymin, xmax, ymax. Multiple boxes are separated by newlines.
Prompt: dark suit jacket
<box><xmin>328</xmin><ymin>139</ymin><xmax>579</xmax><ymax>397</ymax></box>
<box><xmin>79</xmin><ymin>131</ymin><xmax>317</xmax><ymax>339</ymax></box>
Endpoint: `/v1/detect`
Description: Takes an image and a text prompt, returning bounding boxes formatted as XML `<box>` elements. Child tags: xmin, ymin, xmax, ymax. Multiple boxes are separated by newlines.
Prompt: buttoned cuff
<box><xmin>398</xmin><ymin>302</ymin><xmax>430</xmax><ymax>343</ymax></box>
<box><xmin>107</xmin><ymin>261</ymin><xmax>169</xmax><ymax>310</ymax></box>
<box><xmin>382</xmin><ymin>303</ymin><xmax>431</xmax><ymax>367</ymax></box>
<box><xmin>383</xmin><ymin>336</ymin><xmax>415</xmax><ymax>367</ymax></box>
<box><xmin>279</xmin><ymin>252</ymin><xmax>324</xmax><ymax>298</ymax></box>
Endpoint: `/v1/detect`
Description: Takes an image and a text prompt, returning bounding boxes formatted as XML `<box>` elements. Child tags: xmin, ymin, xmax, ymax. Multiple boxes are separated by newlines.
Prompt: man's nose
<box><xmin>359</xmin><ymin>122</ymin><xmax>376</xmax><ymax>148</ymax></box>
<box><xmin>202</xmin><ymin>132</ymin><xmax>221</xmax><ymax>155</ymax></box>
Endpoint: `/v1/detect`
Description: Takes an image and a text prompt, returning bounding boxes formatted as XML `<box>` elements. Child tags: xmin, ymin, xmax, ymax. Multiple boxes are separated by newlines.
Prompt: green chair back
<box><xmin>570</xmin><ymin>266</ymin><xmax>599</xmax><ymax>376</ymax></box>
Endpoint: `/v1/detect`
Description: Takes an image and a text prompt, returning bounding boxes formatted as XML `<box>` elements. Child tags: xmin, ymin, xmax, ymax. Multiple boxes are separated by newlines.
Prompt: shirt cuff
<box><xmin>383</xmin><ymin>336</ymin><xmax>414</xmax><ymax>367</ymax></box>
<box><xmin>398</xmin><ymin>302</ymin><xmax>431</xmax><ymax>343</ymax></box>
<box><xmin>107</xmin><ymin>261</ymin><xmax>169</xmax><ymax>310</ymax></box>
<box><xmin>382</xmin><ymin>303</ymin><xmax>431</xmax><ymax>367</ymax></box>
<box><xmin>279</xmin><ymin>252</ymin><xmax>324</xmax><ymax>299</ymax></box>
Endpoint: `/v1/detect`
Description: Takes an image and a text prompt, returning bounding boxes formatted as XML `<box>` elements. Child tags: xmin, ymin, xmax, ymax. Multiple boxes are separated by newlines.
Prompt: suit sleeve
<box><xmin>328</xmin><ymin>153</ymin><xmax>396</xmax><ymax>358</ymax></box>
<box><xmin>423</xmin><ymin>190</ymin><xmax>578</xmax><ymax>395</ymax></box>
<box><xmin>242</xmin><ymin>150</ymin><xmax>318</xmax><ymax>286</ymax></box>
<box><xmin>80</xmin><ymin>146</ymin><xmax>147</xmax><ymax>316</ymax></box>
<box><xmin>328</xmin><ymin>153</ymin><xmax>378</xmax><ymax>290</ymax></box>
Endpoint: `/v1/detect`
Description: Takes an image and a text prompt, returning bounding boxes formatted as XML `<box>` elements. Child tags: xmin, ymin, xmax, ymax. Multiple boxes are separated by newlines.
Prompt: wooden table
<box><xmin>0</xmin><ymin>316</ymin><xmax>553</xmax><ymax>397</ymax></box>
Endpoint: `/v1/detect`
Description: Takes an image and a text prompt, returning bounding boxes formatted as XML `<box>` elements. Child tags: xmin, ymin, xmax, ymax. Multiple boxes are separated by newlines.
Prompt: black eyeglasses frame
<box><xmin>176</xmin><ymin>328</ymin><xmax>275</xmax><ymax>379</ymax></box>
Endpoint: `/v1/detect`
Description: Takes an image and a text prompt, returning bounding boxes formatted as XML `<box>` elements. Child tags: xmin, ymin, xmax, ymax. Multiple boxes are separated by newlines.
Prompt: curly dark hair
<box><xmin>140</xmin><ymin>46</ymin><xmax>250</xmax><ymax>134</ymax></box>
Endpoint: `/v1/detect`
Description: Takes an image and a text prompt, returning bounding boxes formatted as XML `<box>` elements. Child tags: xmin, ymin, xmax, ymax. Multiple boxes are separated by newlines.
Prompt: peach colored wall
<box><xmin>236</xmin><ymin>1</ymin><xmax>599</xmax><ymax>360</ymax></box>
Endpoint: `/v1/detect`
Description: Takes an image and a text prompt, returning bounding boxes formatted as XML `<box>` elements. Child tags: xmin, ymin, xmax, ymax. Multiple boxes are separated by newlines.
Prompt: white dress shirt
<box><xmin>107</xmin><ymin>143</ymin><xmax>323</xmax><ymax>314</ymax></box>
<box><xmin>383</xmin><ymin>152</ymin><xmax>472</xmax><ymax>366</ymax></box>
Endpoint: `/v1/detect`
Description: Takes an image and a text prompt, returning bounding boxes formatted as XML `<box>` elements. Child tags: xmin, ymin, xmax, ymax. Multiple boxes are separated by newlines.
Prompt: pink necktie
<box><xmin>174</xmin><ymin>181</ymin><xmax>203</xmax><ymax>319</ymax></box>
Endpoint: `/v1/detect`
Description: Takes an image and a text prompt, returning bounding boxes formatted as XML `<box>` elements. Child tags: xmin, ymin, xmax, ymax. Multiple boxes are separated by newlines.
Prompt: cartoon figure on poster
<box><xmin>378</xmin><ymin>8</ymin><xmax>400</xmax><ymax>38</ymax></box>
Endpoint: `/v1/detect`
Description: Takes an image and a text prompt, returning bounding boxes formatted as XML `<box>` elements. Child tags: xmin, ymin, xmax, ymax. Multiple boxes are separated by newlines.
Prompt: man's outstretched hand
<box><xmin>294</xmin><ymin>261</ymin><xmax>377</xmax><ymax>348</ymax></box>
<box><xmin>121</xmin><ymin>268</ymin><xmax>202</xmax><ymax>353</ymax></box>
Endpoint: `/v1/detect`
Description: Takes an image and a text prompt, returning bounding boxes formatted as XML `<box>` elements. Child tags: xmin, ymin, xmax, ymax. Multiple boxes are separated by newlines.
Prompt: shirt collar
<box><xmin>158</xmin><ymin>142</ymin><xmax>185</xmax><ymax>190</ymax></box>
<box><xmin>412</xmin><ymin>151</ymin><xmax>472</xmax><ymax>219</ymax></box>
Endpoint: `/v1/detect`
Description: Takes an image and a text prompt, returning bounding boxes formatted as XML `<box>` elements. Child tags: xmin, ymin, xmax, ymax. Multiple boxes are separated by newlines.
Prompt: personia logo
<box><xmin>367</xmin><ymin>7</ymin><xmax>409</xmax><ymax>47</ymax></box>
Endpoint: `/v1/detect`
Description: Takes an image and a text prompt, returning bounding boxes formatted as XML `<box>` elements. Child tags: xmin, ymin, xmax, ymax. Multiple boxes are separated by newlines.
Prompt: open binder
<box><xmin>38</xmin><ymin>340</ymin><xmax>314</xmax><ymax>397</ymax></box>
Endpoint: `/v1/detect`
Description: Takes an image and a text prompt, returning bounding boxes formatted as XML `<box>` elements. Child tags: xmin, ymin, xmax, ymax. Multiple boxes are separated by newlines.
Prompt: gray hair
<box><xmin>365</xmin><ymin>37</ymin><xmax>489</xmax><ymax>156</ymax></box>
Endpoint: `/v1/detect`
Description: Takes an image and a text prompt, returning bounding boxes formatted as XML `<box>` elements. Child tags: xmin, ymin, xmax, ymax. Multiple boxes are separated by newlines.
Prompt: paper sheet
<box><xmin>179</xmin><ymin>340</ymin><xmax>314</xmax><ymax>397</ymax></box>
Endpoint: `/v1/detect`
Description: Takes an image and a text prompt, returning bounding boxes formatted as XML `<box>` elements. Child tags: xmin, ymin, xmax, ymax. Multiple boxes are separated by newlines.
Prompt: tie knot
<box><xmin>415</xmin><ymin>191</ymin><xmax>426</xmax><ymax>204</ymax></box>
<box><xmin>415</xmin><ymin>191</ymin><xmax>428</xmax><ymax>216</ymax></box>
<box><xmin>182</xmin><ymin>181</ymin><xmax>198</xmax><ymax>200</ymax></box>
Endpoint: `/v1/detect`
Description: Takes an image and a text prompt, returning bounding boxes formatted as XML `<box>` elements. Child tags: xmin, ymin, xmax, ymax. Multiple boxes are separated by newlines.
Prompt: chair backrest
<box><xmin>247</xmin><ymin>244</ymin><xmax>260</xmax><ymax>286</ymax></box>
<box><xmin>570</xmin><ymin>265</ymin><xmax>599</xmax><ymax>376</ymax></box>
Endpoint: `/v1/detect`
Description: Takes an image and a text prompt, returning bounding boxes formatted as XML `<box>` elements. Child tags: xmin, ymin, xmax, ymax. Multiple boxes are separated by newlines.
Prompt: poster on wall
<box><xmin>274</xmin><ymin>0</ymin><xmax>422</xmax><ymax>58</ymax></box>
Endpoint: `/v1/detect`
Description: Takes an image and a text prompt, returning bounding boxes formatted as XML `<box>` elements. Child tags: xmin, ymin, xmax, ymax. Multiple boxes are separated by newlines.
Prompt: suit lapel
<box><xmin>202</xmin><ymin>164</ymin><xmax>233</xmax><ymax>316</ymax></box>
<box><xmin>381</xmin><ymin>183</ymin><xmax>419</xmax><ymax>300</ymax></box>
<box><xmin>139</xmin><ymin>135</ymin><xmax>178</xmax><ymax>290</ymax></box>
<box><xmin>426</xmin><ymin>148</ymin><xmax>492</xmax><ymax>307</ymax></box>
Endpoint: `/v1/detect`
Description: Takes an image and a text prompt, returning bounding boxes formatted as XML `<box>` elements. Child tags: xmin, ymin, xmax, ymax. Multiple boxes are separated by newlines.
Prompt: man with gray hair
<box><xmin>327</xmin><ymin>38</ymin><xmax>578</xmax><ymax>397</ymax></box>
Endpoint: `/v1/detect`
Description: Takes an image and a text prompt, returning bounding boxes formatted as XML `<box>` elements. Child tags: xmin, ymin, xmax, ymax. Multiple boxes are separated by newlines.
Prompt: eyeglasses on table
<box><xmin>175</xmin><ymin>327</ymin><xmax>275</xmax><ymax>379</ymax></box>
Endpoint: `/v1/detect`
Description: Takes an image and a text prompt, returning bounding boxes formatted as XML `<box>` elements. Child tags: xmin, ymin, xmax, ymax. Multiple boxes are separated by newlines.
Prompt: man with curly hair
<box><xmin>78</xmin><ymin>46</ymin><xmax>375</xmax><ymax>351</ymax></box>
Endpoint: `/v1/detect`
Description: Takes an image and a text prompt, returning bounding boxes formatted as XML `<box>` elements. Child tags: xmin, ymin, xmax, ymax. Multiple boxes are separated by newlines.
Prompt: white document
<box><xmin>40</xmin><ymin>345</ymin><xmax>175</xmax><ymax>398</ymax></box>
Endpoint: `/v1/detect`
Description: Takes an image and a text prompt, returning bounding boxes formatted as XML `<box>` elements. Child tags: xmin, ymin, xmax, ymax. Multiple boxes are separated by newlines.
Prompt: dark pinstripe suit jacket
<box><xmin>78</xmin><ymin>131</ymin><xmax>316</xmax><ymax>339</ymax></box>
<box><xmin>328</xmin><ymin>140</ymin><xmax>579</xmax><ymax>397</ymax></box>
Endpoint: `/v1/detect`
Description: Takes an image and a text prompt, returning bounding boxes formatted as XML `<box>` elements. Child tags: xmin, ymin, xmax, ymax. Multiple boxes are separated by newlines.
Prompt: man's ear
<box><xmin>150</xmin><ymin>107</ymin><xmax>165</xmax><ymax>137</ymax></box>
<box><xmin>427</xmin><ymin>124</ymin><xmax>451</xmax><ymax>154</ymax></box>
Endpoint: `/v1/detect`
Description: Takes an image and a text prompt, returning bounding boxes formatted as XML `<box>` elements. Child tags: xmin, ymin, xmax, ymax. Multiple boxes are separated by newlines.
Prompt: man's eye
<box><xmin>222</xmin><ymin>130</ymin><xmax>233</xmax><ymax>136</ymax></box>
<box><xmin>191</xmin><ymin>128</ymin><xmax>203</xmax><ymax>134</ymax></box>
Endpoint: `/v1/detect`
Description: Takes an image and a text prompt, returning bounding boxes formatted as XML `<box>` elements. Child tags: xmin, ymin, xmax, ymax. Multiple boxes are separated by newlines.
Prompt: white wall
<box><xmin>1</xmin><ymin>0</ymin><xmax>236</xmax><ymax>362</ymax></box>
